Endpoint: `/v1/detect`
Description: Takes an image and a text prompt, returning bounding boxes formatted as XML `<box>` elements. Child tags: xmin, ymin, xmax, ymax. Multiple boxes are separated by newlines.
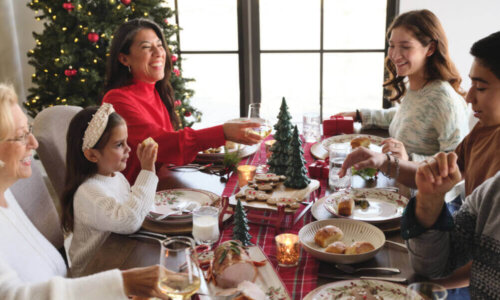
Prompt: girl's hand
<box><xmin>381</xmin><ymin>138</ymin><xmax>409</xmax><ymax>161</ymax></box>
<box><xmin>121</xmin><ymin>265</ymin><xmax>169</xmax><ymax>300</ymax></box>
<box><xmin>137</xmin><ymin>141</ymin><xmax>158</xmax><ymax>172</ymax></box>
<box><xmin>223</xmin><ymin>120</ymin><xmax>262</xmax><ymax>145</ymax></box>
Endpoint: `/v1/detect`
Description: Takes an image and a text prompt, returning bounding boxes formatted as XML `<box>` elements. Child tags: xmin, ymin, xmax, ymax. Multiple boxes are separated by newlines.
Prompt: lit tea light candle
<box><xmin>275</xmin><ymin>233</ymin><xmax>300</xmax><ymax>267</ymax></box>
<box><xmin>237</xmin><ymin>165</ymin><xmax>257</xmax><ymax>187</ymax></box>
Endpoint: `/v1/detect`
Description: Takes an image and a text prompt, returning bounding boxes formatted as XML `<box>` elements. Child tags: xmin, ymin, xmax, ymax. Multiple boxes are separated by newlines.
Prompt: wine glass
<box><xmin>406</xmin><ymin>282</ymin><xmax>448</xmax><ymax>300</ymax></box>
<box><xmin>158</xmin><ymin>236</ymin><xmax>202</xmax><ymax>300</ymax></box>
<box><xmin>248</xmin><ymin>103</ymin><xmax>272</xmax><ymax>172</ymax></box>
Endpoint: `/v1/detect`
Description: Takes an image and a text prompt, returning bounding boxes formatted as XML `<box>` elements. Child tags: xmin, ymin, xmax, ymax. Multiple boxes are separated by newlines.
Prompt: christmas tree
<box><xmin>232</xmin><ymin>199</ymin><xmax>253</xmax><ymax>246</ymax></box>
<box><xmin>285</xmin><ymin>125</ymin><xmax>311</xmax><ymax>189</ymax></box>
<box><xmin>268</xmin><ymin>97</ymin><xmax>293</xmax><ymax>175</ymax></box>
<box><xmin>25</xmin><ymin>0</ymin><xmax>201</xmax><ymax>128</ymax></box>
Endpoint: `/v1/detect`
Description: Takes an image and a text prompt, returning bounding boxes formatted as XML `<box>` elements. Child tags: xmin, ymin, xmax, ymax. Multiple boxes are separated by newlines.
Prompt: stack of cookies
<box><xmin>235</xmin><ymin>173</ymin><xmax>301</xmax><ymax>209</ymax></box>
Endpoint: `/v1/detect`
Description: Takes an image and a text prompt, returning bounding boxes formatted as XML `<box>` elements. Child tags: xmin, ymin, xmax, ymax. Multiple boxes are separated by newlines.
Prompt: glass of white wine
<box><xmin>158</xmin><ymin>236</ymin><xmax>201</xmax><ymax>300</ymax></box>
<box><xmin>248</xmin><ymin>103</ymin><xmax>272</xmax><ymax>172</ymax></box>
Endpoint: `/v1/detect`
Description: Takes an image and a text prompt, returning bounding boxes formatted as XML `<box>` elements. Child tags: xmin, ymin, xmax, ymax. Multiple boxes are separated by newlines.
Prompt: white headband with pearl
<box><xmin>82</xmin><ymin>103</ymin><xmax>115</xmax><ymax>151</ymax></box>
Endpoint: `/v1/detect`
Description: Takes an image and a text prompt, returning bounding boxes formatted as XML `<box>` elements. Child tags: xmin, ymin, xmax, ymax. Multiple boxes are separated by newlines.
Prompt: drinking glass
<box><xmin>248</xmin><ymin>103</ymin><xmax>272</xmax><ymax>172</ymax></box>
<box><xmin>192</xmin><ymin>206</ymin><xmax>220</xmax><ymax>245</ymax></box>
<box><xmin>406</xmin><ymin>282</ymin><xmax>448</xmax><ymax>300</ymax></box>
<box><xmin>158</xmin><ymin>236</ymin><xmax>201</xmax><ymax>300</ymax></box>
<box><xmin>303</xmin><ymin>112</ymin><xmax>321</xmax><ymax>143</ymax></box>
<box><xmin>328</xmin><ymin>143</ymin><xmax>351</xmax><ymax>191</ymax></box>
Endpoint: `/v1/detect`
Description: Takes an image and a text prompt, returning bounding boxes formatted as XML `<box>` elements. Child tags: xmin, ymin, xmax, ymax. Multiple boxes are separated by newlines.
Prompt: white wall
<box><xmin>400</xmin><ymin>0</ymin><xmax>500</xmax><ymax>90</ymax></box>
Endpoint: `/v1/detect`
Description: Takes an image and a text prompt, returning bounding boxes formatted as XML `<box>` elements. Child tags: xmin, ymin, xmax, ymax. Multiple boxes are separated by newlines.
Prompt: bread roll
<box><xmin>325</xmin><ymin>241</ymin><xmax>347</xmax><ymax>254</ymax></box>
<box><xmin>337</xmin><ymin>195</ymin><xmax>354</xmax><ymax>217</ymax></box>
<box><xmin>314</xmin><ymin>225</ymin><xmax>344</xmax><ymax>247</ymax></box>
<box><xmin>142</xmin><ymin>137</ymin><xmax>158</xmax><ymax>147</ymax></box>
<box><xmin>350</xmin><ymin>136</ymin><xmax>371</xmax><ymax>149</ymax></box>
<box><xmin>345</xmin><ymin>241</ymin><xmax>375</xmax><ymax>255</ymax></box>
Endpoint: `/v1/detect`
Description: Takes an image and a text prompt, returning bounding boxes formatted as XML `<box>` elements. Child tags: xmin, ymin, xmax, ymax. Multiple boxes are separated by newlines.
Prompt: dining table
<box><xmin>81</xmin><ymin>128</ymin><xmax>425</xmax><ymax>299</ymax></box>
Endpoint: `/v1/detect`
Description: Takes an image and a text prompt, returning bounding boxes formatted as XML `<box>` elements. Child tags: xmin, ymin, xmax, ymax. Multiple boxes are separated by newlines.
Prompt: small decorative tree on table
<box><xmin>268</xmin><ymin>97</ymin><xmax>293</xmax><ymax>176</ymax></box>
<box><xmin>284</xmin><ymin>125</ymin><xmax>311</xmax><ymax>189</ymax></box>
<box><xmin>232</xmin><ymin>199</ymin><xmax>253</xmax><ymax>246</ymax></box>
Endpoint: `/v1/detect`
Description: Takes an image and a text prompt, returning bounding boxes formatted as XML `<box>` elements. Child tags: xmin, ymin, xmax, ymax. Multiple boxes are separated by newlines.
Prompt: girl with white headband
<box><xmin>60</xmin><ymin>103</ymin><xmax>159</xmax><ymax>276</ymax></box>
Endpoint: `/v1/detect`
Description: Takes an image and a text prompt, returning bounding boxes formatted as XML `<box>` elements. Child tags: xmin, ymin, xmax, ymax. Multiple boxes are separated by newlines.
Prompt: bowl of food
<box><xmin>298</xmin><ymin>219</ymin><xmax>385</xmax><ymax>264</ymax></box>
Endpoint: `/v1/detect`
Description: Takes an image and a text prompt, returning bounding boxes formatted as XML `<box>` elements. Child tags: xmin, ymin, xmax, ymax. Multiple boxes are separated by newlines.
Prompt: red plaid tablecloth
<box><xmin>218</xmin><ymin>140</ymin><xmax>327</xmax><ymax>299</ymax></box>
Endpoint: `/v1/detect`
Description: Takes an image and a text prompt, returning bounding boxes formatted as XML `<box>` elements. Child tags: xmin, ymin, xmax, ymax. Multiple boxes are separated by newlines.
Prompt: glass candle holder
<box><xmin>275</xmin><ymin>233</ymin><xmax>300</xmax><ymax>267</ymax></box>
<box><xmin>237</xmin><ymin>165</ymin><xmax>257</xmax><ymax>187</ymax></box>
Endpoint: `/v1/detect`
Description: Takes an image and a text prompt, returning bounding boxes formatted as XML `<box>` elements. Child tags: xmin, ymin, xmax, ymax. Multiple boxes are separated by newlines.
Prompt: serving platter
<box><xmin>198</xmin><ymin>246</ymin><xmax>291</xmax><ymax>300</ymax></box>
<box><xmin>299</xmin><ymin>219</ymin><xmax>385</xmax><ymax>264</ymax></box>
<box><xmin>304</xmin><ymin>279</ymin><xmax>423</xmax><ymax>300</ymax></box>
<box><xmin>323</xmin><ymin>189</ymin><xmax>408</xmax><ymax>224</ymax></box>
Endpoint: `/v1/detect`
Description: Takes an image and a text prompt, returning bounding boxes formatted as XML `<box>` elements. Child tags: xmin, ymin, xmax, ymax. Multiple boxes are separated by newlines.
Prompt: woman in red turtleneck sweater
<box><xmin>102</xmin><ymin>19</ymin><xmax>261</xmax><ymax>182</ymax></box>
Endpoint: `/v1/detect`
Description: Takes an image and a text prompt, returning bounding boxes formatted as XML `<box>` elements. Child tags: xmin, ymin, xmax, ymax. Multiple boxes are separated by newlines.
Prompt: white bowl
<box><xmin>299</xmin><ymin>219</ymin><xmax>385</xmax><ymax>264</ymax></box>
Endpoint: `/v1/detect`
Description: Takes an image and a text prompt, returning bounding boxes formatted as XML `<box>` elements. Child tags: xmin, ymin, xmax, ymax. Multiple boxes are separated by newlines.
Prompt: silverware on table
<box><xmin>154</xmin><ymin>202</ymin><xmax>188</xmax><ymax>221</ymax></box>
<box><xmin>318</xmin><ymin>273</ymin><xmax>407</xmax><ymax>283</ymax></box>
<box><xmin>335</xmin><ymin>264</ymin><xmax>400</xmax><ymax>274</ymax></box>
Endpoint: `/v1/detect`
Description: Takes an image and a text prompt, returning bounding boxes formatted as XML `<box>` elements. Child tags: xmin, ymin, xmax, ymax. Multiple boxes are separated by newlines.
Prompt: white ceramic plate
<box><xmin>323</xmin><ymin>189</ymin><xmax>408</xmax><ymax>224</ymax></box>
<box><xmin>321</xmin><ymin>134</ymin><xmax>384</xmax><ymax>152</ymax></box>
<box><xmin>147</xmin><ymin>188</ymin><xmax>220</xmax><ymax>224</ymax></box>
<box><xmin>311</xmin><ymin>194</ymin><xmax>402</xmax><ymax>232</ymax></box>
<box><xmin>304</xmin><ymin>279</ymin><xmax>423</xmax><ymax>300</ymax></box>
<box><xmin>229</xmin><ymin>179</ymin><xmax>320</xmax><ymax>213</ymax></box>
<box><xmin>198</xmin><ymin>246</ymin><xmax>291</xmax><ymax>300</ymax></box>
<box><xmin>195</xmin><ymin>144</ymin><xmax>258</xmax><ymax>162</ymax></box>
<box><xmin>299</xmin><ymin>219</ymin><xmax>385</xmax><ymax>264</ymax></box>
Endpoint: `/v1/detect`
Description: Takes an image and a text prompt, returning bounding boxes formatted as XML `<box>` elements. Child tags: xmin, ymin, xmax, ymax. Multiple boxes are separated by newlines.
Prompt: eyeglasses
<box><xmin>6</xmin><ymin>125</ymin><xmax>33</xmax><ymax>145</ymax></box>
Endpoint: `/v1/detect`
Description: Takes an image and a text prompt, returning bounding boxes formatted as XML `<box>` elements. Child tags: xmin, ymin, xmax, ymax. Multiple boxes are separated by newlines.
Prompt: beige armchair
<box><xmin>33</xmin><ymin>105</ymin><xmax>82</xmax><ymax>199</ymax></box>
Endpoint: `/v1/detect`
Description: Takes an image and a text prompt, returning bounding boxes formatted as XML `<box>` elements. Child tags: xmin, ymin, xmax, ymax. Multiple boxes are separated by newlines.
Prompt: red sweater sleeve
<box><xmin>103</xmin><ymin>88</ymin><xmax>225</xmax><ymax>182</ymax></box>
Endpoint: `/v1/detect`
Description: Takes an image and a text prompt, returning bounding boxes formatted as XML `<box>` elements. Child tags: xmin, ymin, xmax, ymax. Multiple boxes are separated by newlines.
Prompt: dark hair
<box><xmin>61</xmin><ymin>106</ymin><xmax>124</xmax><ymax>232</ymax></box>
<box><xmin>470</xmin><ymin>31</ymin><xmax>500</xmax><ymax>80</ymax></box>
<box><xmin>104</xmin><ymin>18</ymin><xmax>180</xmax><ymax>129</ymax></box>
<box><xmin>384</xmin><ymin>9</ymin><xmax>465</xmax><ymax>102</ymax></box>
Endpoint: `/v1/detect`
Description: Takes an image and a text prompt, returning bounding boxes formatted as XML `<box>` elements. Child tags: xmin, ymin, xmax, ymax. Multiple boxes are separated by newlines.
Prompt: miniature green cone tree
<box><xmin>232</xmin><ymin>199</ymin><xmax>253</xmax><ymax>246</ymax></box>
<box><xmin>284</xmin><ymin>125</ymin><xmax>311</xmax><ymax>189</ymax></box>
<box><xmin>268</xmin><ymin>97</ymin><xmax>293</xmax><ymax>175</ymax></box>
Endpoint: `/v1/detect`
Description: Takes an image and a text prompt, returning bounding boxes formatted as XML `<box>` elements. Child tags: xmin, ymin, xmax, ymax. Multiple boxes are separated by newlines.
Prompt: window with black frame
<box><xmin>174</xmin><ymin>0</ymin><xmax>396</xmax><ymax>128</ymax></box>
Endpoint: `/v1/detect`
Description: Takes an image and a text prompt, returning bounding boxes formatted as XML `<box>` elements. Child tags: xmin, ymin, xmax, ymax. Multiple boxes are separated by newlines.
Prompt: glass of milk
<box><xmin>192</xmin><ymin>206</ymin><xmax>220</xmax><ymax>245</ymax></box>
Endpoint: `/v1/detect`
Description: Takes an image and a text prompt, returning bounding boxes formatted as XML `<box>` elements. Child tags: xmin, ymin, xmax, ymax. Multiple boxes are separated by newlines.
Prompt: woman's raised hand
<box><xmin>223</xmin><ymin>120</ymin><xmax>262</xmax><ymax>145</ymax></box>
<box><xmin>137</xmin><ymin>141</ymin><xmax>158</xmax><ymax>173</ymax></box>
<box><xmin>338</xmin><ymin>147</ymin><xmax>387</xmax><ymax>178</ymax></box>
<box><xmin>333</xmin><ymin>111</ymin><xmax>357</xmax><ymax>118</ymax></box>
<box><xmin>121</xmin><ymin>265</ymin><xmax>169</xmax><ymax>299</ymax></box>
<box><xmin>381</xmin><ymin>138</ymin><xmax>409</xmax><ymax>161</ymax></box>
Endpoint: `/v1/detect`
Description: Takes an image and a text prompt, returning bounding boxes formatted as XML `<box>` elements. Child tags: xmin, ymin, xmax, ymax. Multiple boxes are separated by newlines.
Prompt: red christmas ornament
<box><xmin>87</xmin><ymin>32</ymin><xmax>99</xmax><ymax>43</ymax></box>
<box><xmin>174</xmin><ymin>100</ymin><xmax>182</xmax><ymax>107</ymax></box>
<box><xmin>62</xmin><ymin>2</ymin><xmax>75</xmax><ymax>12</ymax></box>
<box><xmin>184</xmin><ymin>111</ymin><xmax>192</xmax><ymax>117</ymax></box>
<box><xmin>120</xmin><ymin>0</ymin><xmax>131</xmax><ymax>5</ymax></box>
<box><xmin>64</xmin><ymin>67</ymin><xmax>77</xmax><ymax>77</ymax></box>
<box><xmin>173</xmin><ymin>69</ymin><xmax>180</xmax><ymax>76</ymax></box>
<box><xmin>164</xmin><ymin>18</ymin><xmax>169</xmax><ymax>24</ymax></box>
<box><xmin>171</xmin><ymin>55</ymin><xmax>178</xmax><ymax>63</ymax></box>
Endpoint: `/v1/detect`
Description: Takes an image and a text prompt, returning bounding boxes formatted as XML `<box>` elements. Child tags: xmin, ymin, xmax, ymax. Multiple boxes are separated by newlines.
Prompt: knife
<box><xmin>318</xmin><ymin>273</ymin><xmax>407</xmax><ymax>283</ymax></box>
<box><xmin>294</xmin><ymin>201</ymin><xmax>314</xmax><ymax>224</ymax></box>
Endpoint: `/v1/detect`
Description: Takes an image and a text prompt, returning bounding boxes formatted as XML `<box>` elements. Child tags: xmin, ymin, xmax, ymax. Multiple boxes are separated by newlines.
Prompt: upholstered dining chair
<box><xmin>10</xmin><ymin>160</ymin><xmax>67</xmax><ymax>265</ymax></box>
<box><xmin>33</xmin><ymin>105</ymin><xmax>82</xmax><ymax>199</ymax></box>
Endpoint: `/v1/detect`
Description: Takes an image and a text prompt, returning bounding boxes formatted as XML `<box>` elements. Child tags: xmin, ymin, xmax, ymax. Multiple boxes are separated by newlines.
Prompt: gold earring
<box><xmin>128</xmin><ymin>66</ymin><xmax>131</xmax><ymax>73</ymax></box>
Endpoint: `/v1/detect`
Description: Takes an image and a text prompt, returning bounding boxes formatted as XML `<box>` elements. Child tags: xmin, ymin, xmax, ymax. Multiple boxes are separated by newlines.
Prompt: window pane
<box><xmin>261</xmin><ymin>53</ymin><xmax>320</xmax><ymax>127</ymax></box>
<box><xmin>323</xmin><ymin>53</ymin><xmax>385</xmax><ymax>116</ymax></box>
<box><xmin>324</xmin><ymin>0</ymin><xmax>387</xmax><ymax>49</ymax></box>
<box><xmin>182</xmin><ymin>54</ymin><xmax>240</xmax><ymax>128</ymax></box>
<box><xmin>260</xmin><ymin>0</ymin><xmax>321</xmax><ymax>50</ymax></box>
<box><xmin>177</xmin><ymin>0</ymin><xmax>237</xmax><ymax>51</ymax></box>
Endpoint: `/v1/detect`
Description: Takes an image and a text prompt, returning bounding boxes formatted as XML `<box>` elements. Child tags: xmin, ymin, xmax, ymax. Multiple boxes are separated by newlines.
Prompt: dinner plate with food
<box><xmin>195</xmin><ymin>141</ymin><xmax>258</xmax><ymax>162</ymax></box>
<box><xmin>147</xmin><ymin>188</ymin><xmax>221</xmax><ymax>224</ymax></box>
<box><xmin>230</xmin><ymin>173</ymin><xmax>320</xmax><ymax>212</ymax></box>
<box><xmin>197</xmin><ymin>240</ymin><xmax>291</xmax><ymax>300</ymax></box>
<box><xmin>323</xmin><ymin>189</ymin><xmax>408</xmax><ymax>224</ymax></box>
<box><xmin>304</xmin><ymin>279</ymin><xmax>424</xmax><ymax>300</ymax></box>
<box><xmin>299</xmin><ymin>219</ymin><xmax>385</xmax><ymax>264</ymax></box>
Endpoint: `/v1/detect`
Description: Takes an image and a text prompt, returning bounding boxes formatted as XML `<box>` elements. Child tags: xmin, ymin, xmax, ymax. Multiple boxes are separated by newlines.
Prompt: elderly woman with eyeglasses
<box><xmin>0</xmin><ymin>83</ymin><xmax>168</xmax><ymax>300</ymax></box>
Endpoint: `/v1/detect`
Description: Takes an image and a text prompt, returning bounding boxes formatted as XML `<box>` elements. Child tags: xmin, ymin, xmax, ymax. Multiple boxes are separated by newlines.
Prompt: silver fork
<box><xmin>154</xmin><ymin>202</ymin><xmax>187</xmax><ymax>221</ymax></box>
<box><xmin>182</xmin><ymin>202</ymin><xmax>198</xmax><ymax>213</ymax></box>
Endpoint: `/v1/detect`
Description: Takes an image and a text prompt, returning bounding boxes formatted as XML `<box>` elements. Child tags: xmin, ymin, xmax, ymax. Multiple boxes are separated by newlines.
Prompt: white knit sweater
<box><xmin>360</xmin><ymin>80</ymin><xmax>469</xmax><ymax>161</ymax></box>
<box><xmin>69</xmin><ymin>170</ymin><xmax>158</xmax><ymax>276</ymax></box>
<box><xmin>0</xmin><ymin>189</ymin><xmax>126</xmax><ymax>300</ymax></box>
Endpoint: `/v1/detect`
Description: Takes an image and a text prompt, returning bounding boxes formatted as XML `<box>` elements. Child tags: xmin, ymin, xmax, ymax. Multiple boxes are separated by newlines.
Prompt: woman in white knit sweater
<box><xmin>0</xmin><ymin>83</ymin><xmax>168</xmax><ymax>299</ymax></box>
<box><xmin>60</xmin><ymin>104</ymin><xmax>159</xmax><ymax>276</ymax></box>
<box><xmin>337</xmin><ymin>10</ymin><xmax>469</xmax><ymax>162</ymax></box>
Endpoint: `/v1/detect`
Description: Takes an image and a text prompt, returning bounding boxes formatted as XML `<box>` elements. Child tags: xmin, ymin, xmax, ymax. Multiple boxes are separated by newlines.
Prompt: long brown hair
<box><xmin>383</xmin><ymin>9</ymin><xmax>465</xmax><ymax>102</ymax></box>
<box><xmin>104</xmin><ymin>18</ymin><xmax>180</xmax><ymax>129</ymax></box>
<box><xmin>61</xmin><ymin>107</ymin><xmax>124</xmax><ymax>232</ymax></box>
